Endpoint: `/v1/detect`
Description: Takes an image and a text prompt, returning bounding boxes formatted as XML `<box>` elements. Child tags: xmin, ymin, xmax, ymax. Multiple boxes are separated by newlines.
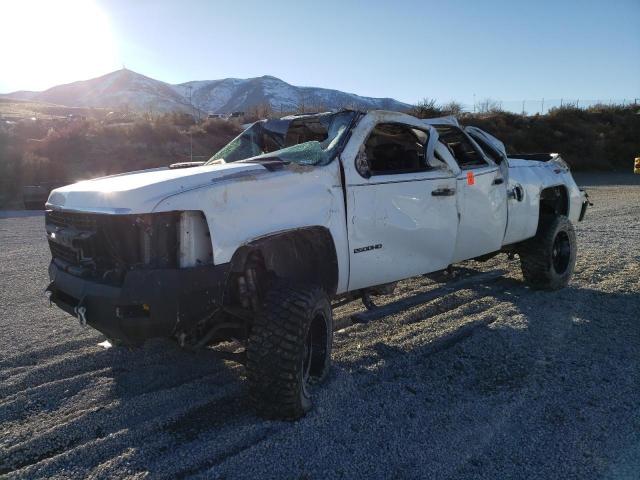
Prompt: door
<box><xmin>345</xmin><ymin>121</ymin><xmax>459</xmax><ymax>291</ymax></box>
<box><xmin>465</xmin><ymin>126</ymin><xmax>533</xmax><ymax>245</ymax></box>
<box><xmin>435</xmin><ymin>125</ymin><xmax>508</xmax><ymax>262</ymax></box>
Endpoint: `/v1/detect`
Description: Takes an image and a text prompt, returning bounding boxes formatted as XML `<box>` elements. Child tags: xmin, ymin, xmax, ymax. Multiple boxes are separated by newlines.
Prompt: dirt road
<box><xmin>1</xmin><ymin>174</ymin><xmax>638</xmax><ymax>479</ymax></box>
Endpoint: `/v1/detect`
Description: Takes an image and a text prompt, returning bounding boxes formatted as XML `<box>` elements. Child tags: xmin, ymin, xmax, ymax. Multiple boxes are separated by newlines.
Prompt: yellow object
<box><xmin>635</xmin><ymin>157</ymin><xmax>640</xmax><ymax>174</ymax></box>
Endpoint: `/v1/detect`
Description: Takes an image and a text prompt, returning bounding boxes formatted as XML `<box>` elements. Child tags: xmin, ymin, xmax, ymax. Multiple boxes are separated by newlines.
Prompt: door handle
<box><xmin>492</xmin><ymin>177</ymin><xmax>504</xmax><ymax>185</ymax></box>
<box><xmin>431</xmin><ymin>188</ymin><xmax>456</xmax><ymax>196</ymax></box>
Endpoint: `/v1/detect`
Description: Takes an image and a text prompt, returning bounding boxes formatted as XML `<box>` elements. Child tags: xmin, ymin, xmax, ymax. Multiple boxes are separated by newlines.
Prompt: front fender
<box><xmin>152</xmin><ymin>162</ymin><xmax>351</xmax><ymax>294</ymax></box>
<box><xmin>230</xmin><ymin>226</ymin><xmax>339</xmax><ymax>295</ymax></box>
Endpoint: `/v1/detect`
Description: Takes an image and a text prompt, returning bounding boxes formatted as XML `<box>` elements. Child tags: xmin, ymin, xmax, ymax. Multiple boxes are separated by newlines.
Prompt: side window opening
<box><xmin>472</xmin><ymin>136</ymin><xmax>503</xmax><ymax>164</ymax></box>
<box><xmin>360</xmin><ymin>123</ymin><xmax>431</xmax><ymax>176</ymax></box>
<box><xmin>432</xmin><ymin>142</ymin><xmax>455</xmax><ymax>170</ymax></box>
<box><xmin>435</xmin><ymin>126</ymin><xmax>488</xmax><ymax>169</ymax></box>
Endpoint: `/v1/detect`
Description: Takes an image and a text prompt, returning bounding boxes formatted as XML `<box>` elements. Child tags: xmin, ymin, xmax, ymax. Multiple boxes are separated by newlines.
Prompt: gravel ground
<box><xmin>1</xmin><ymin>173</ymin><xmax>639</xmax><ymax>479</ymax></box>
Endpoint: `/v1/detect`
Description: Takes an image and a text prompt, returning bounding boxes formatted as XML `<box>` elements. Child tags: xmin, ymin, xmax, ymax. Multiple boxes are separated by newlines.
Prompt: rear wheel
<box><xmin>518</xmin><ymin>215</ymin><xmax>577</xmax><ymax>290</ymax></box>
<box><xmin>246</xmin><ymin>281</ymin><xmax>333</xmax><ymax>420</ymax></box>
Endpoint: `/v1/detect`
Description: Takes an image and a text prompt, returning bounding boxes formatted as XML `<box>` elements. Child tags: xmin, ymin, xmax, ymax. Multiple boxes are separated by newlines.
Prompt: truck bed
<box><xmin>507</xmin><ymin>153</ymin><xmax>558</xmax><ymax>161</ymax></box>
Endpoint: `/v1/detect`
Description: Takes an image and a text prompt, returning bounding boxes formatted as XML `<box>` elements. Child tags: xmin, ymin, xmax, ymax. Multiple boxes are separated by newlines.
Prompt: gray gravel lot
<box><xmin>1</xmin><ymin>173</ymin><xmax>639</xmax><ymax>479</ymax></box>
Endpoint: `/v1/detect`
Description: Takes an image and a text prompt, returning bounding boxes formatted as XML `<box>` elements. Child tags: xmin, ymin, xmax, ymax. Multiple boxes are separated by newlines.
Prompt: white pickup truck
<box><xmin>45</xmin><ymin>110</ymin><xmax>589</xmax><ymax>419</ymax></box>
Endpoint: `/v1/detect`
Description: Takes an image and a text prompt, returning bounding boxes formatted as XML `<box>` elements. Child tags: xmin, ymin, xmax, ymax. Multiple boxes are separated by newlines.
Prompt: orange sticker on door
<box><xmin>466</xmin><ymin>171</ymin><xmax>475</xmax><ymax>185</ymax></box>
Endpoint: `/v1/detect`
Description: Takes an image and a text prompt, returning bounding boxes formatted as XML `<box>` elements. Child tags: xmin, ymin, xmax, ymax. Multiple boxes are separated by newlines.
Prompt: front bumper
<box><xmin>46</xmin><ymin>261</ymin><xmax>231</xmax><ymax>345</ymax></box>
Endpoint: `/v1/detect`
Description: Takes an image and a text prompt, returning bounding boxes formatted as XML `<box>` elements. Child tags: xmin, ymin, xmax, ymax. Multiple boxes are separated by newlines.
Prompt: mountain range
<box><xmin>1</xmin><ymin>69</ymin><xmax>410</xmax><ymax>114</ymax></box>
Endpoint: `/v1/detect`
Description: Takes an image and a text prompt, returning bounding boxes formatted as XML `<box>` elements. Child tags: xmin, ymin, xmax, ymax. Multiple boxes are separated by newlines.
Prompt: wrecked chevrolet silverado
<box><xmin>45</xmin><ymin>110</ymin><xmax>589</xmax><ymax>419</ymax></box>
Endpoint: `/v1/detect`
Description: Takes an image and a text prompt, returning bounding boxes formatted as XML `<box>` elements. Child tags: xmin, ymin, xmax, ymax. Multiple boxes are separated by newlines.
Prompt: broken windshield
<box><xmin>206</xmin><ymin>111</ymin><xmax>358</xmax><ymax>167</ymax></box>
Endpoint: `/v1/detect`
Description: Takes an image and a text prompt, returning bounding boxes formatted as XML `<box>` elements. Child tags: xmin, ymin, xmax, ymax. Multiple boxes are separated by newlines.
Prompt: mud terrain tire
<box><xmin>246</xmin><ymin>282</ymin><xmax>333</xmax><ymax>420</ymax></box>
<box><xmin>518</xmin><ymin>215</ymin><xmax>577</xmax><ymax>290</ymax></box>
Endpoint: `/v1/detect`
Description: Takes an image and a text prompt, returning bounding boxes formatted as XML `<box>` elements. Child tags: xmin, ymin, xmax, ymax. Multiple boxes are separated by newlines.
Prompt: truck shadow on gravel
<box><xmin>4</xmin><ymin>281</ymin><xmax>637</xmax><ymax>477</ymax></box>
<box><xmin>0</xmin><ymin>339</ymin><xmax>259</xmax><ymax>477</ymax></box>
<box><xmin>114</xmin><ymin>282</ymin><xmax>638</xmax><ymax>477</ymax></box>
<box><xmin>341</xmin><ymin>280</ymin><xmax>638</xmax><ymax>396</ymax></box>
<box><xmin>326</xmin><ymin>281</ymin><xmax>639</xmax><ymax>478</ymax></box>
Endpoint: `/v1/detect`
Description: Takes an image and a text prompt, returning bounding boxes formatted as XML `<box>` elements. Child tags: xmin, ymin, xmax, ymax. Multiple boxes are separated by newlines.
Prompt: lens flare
<box><xmin>0</xmin><ymin>0</ymin><xmax>118</xmax><ymax>92</ymax></box>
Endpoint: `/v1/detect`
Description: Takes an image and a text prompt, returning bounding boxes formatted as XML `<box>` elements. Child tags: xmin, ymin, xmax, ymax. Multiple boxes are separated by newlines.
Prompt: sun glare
<box><xmin>0</xmin><ymin>0</ymin><xmax>118</xmax><ymax>92</ymax></box>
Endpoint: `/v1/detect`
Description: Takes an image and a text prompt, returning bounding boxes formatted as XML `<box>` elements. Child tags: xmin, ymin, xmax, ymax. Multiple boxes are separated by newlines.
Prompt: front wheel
<box><xmin>246</xmin><ymin>281</ymin><xmax>333</xmax><ymax>420</ymax></box>
<box><xmin>518</xmin><ymin>215</ymin><xmax>577</xmax><ymax>290</ymax></box>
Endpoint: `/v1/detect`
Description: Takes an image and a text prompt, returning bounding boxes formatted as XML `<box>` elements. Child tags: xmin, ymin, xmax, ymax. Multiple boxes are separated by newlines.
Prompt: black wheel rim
<box><xmin>552</xmin><ymin>231</ymin><xmax>571</xmax><ymax>274</ymax></box>
<box><xmin>302</xmin><ymin>312</ymin><xmax>328</xmax><ymax>391</ymax></box>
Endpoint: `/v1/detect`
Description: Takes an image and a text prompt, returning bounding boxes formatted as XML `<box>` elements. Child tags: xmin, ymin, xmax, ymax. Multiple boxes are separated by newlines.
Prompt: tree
<box><xmin>441</xmin><ymin>101</ymin><xmax>464</xmax><ymax>116</ymax></box>
<box><xmin>297</xmin><ymin>91</ymin><xmax>312</xmax><ymax>114</ymax></box>
<box><xmin>409</xmin><ymin>98</ymin><xmax>442</xmax><ymax>119</ymax></box>
<box><xmin>477</xmin><ymin>98</ymin><xmax>503</xmax><ymax>114</ymax></box>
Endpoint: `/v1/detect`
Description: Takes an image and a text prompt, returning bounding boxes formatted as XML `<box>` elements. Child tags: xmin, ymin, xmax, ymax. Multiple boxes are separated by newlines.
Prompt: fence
<box><xmin>459</xmin><ymin>98</ymin><xmax>639</xmax><ymax>116</ymax></box>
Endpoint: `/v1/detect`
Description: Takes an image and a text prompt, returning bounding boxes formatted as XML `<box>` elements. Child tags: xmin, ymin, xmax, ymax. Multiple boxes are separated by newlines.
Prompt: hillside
<box><xmin>174</xmin><ymin>75</ymin><xmax>408</xmax><ymax>113</ymax></box>
<box><xmin>1</xmin><ymin>104</ymin><xmax>637</xmax><ymax>208</ymax></box>
<box><xmin>1</xmin><ymin>69</ymin><xmax>410</xmax><ymax>114</ymax></box>
<box><xmin>0</xmin><ymin>113</ymin><xmax>242</xmax><ymax>208</ymax></box>
<box><xmin>460</xmin><ymin>106</ymin><xmax>640</xmax><ymax>171</ymax></box>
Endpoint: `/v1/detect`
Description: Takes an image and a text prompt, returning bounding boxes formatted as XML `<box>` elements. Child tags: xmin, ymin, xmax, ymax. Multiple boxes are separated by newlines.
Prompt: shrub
<box><xmin>200</xmin><ymin>118</ymin><xmax>241</xmax><ymax>137</ymax></box>
<box><xmin>441</xmin><ymin>101</ymin><xmax>464</xmax><ymax>116</ymax></box>
<box><xmin>409</xmin><ymin>98</ymin><xmax>442</xmax><ymax>118</ymax></box>
<box><xmin>476</xmin><ymin>98</ymin><xmax>503</xmax><ymax>114</ymax></box>
<box><xmin>1</xmin><ymin>102</ymin><xmax>638</xmax><ymax>208</ymax></box>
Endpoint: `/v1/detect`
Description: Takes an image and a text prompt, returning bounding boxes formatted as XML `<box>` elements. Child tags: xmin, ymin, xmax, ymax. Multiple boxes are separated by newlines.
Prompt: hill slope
<box><xmin>1</xmin><ymin>69</ymin><xmax>410</xmax><ymax>114</ymax></box>
<box><xmin>2</xmin><ymin>70</ymin><xmax>191</xmax><ymax>113</ymax></box>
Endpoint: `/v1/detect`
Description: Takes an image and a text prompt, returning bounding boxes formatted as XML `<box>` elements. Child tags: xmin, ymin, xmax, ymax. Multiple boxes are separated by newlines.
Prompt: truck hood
<box><xmin>46</xmin><ymin>162</ymin><xmax>267</xmax><ymax>214</ymax></box>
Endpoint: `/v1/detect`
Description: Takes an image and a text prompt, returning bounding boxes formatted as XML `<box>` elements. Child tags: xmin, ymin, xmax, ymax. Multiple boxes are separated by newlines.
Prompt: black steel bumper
<box><xmin>46</xmin><ymin>261</ymin><xmax>231</xmax><ymax>345</ymax></box>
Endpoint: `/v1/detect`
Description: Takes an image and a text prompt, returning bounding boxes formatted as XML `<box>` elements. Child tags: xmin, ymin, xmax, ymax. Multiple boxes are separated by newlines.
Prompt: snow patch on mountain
<box><xmin>1</xmin><ymin>69</ymin><xmax>410</xmax><ymax>114</ymax></box>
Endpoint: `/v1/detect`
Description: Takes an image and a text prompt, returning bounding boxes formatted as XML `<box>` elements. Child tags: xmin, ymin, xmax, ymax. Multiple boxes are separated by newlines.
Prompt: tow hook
<box><xmin>74</xmin><ymin>305</ymin><xmax>87</xmax><ymax>327</ymax></box>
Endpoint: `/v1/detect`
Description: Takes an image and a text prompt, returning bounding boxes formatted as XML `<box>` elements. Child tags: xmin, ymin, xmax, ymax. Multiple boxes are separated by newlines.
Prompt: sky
<box><xmin>1</xmin><ymin>0</ymin><xmax>639</xmax><ymax>105</ymax></box>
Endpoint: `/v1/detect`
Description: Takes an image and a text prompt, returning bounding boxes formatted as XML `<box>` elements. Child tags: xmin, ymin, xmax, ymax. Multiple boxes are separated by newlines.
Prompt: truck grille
<box><xmin>46</xmin><ymin>210</ymin><xmax>99</xmax><ymax>231</ymax></box>
<box><xmin>45</xmin><ymin>210</ymin><xmax>179</xmax><ymax>284</ymax></box>
<box><xmin>48</xmin><ymin>240</ymin><xmax>79</xmax><ymax>265</ymax></box>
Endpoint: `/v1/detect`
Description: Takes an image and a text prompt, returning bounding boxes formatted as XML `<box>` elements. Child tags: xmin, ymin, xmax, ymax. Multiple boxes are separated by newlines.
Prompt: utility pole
<box><xmin>187</xmin><ymin>85</ymin><xmax>197</xmax><ymax>122</ymax></box>
<box><xmin>188</xmin><ymin>85</ymin><xmax>194</xmax><ymax>162</ymax></box>
<box><xmin>522</xmin><ymin>100</ymin><xmax>525</xmax><ymax>116</ymax></box>
<box><xmin>541</xmin><ymin>98</ymin><xmax>544</xmax><ymax>114</ymax></box>
<box><xmin>473</xmin><ymin>93</ymin><xmax>476</xmax><ymax>113</ymax></box>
